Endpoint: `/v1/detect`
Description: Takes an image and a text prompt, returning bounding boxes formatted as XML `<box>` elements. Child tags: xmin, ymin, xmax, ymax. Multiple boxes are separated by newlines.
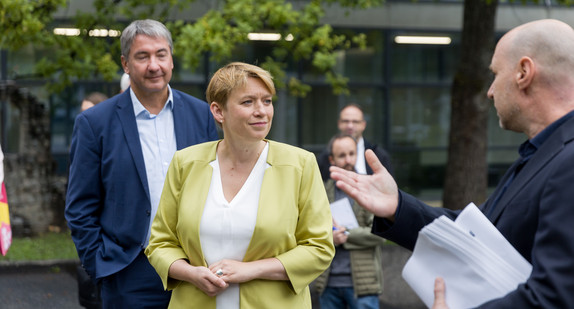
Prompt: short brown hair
<box><xmin>206</xmin><ymin>62</ymin><xmax>275</xmax><ymax>108</ymax></box>
<box><xmin>327</xmin><ymin>133</ymin><xmax>357</xmax><ymax>157</ymax></box>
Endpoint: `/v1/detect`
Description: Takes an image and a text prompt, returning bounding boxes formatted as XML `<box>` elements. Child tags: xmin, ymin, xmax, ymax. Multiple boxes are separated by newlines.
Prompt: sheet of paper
<box><xmin>403</xmin><ymin>230</ymin><xmax>507</xmax><ymax>308</ymax></box>
<box><xmin>402</xmin><ymin>203</ymin><xmax>532</xmax><ymax>308</ymax></box>
<box><xmin>329</xmin><ymin>198</ymin><xmax>359</xmax><ymax>229</ymax></box>
<box><xmin>455</xmin><ymin>203</ymin><xmax>532</xmax><ymax>277</ymax></box>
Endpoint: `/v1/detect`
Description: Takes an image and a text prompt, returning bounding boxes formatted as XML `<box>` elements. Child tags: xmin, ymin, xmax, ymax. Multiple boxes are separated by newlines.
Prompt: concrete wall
<box><xmin>2</xmin><ymin>86</ymin><xmax>62</xmax><ymax>236</ymax></box>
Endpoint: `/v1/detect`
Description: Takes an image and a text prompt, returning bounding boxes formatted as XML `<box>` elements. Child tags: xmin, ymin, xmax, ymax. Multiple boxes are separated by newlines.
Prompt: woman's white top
<box><xmin>200</xmin><ymin>142</ymin><xmax>270</xmax><ymax>309</ymax></box>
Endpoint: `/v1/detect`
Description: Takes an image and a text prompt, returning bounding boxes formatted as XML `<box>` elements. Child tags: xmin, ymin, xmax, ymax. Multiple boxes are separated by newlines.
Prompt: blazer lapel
<box><xmin>116</xmin><ymin>95</ymin><xmax>150</xmax><ymax>201</ymax></box>
<box><xmin>172</xmin><ymin>91</ymin><xmax>189</xmax><ymax>150</ymax></box>
<box><xmin>482</xmin><ymin>159</ymin><xmax>522</xmax><ymax>217</ymax></box>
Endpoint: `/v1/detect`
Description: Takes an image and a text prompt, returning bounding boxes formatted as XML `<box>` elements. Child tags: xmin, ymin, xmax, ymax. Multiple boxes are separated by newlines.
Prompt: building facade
<box><xmin>2</xmin><ymin>0</ymin><xmax>573</xmax><ymax>202</ymax></box>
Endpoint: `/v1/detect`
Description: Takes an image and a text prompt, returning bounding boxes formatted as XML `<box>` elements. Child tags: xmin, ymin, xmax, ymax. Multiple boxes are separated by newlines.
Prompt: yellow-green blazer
<box><xmin>145</xmin><ymin>140</ymin><xmax>335</xmax><ymax>309</ymax></box>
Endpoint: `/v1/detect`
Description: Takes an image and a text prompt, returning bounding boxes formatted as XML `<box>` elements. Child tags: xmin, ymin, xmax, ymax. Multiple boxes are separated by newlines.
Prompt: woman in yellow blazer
<box><xmin>145</xmin><ymin>62</ymin><xmax>335</xmax><ymax>308</ymax></box>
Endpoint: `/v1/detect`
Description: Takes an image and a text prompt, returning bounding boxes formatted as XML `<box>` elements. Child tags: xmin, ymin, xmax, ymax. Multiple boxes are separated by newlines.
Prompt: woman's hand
<box><xmin>169</xmin><ymin>259</ymin><xmax>228</xmax><ymax>297</ymax></box>
<box><xmin>209</xmin><ymin>259</ymin><xmax>252</xmax><ymax>284</ymax></box>
<box><xmin>187</xmin><ymin>265</ymin><xmax>230</xmax><ymax>297</ymax></box>
<box><xmin>209</xmin><ymin>258</ymin><xmax>288</xmax><ymax>284</ymax></box>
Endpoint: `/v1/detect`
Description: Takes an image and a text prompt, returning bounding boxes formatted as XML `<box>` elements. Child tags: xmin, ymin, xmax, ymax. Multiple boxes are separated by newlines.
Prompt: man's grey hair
<box><xmin>120</xmin><ymin>19</ymin><xmax>173</xmax><ymax>59</ymax></box>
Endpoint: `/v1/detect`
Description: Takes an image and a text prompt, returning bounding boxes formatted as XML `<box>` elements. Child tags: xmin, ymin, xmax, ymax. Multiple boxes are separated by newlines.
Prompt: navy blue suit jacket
<box><xmin>375</xmin><ymin>116</ymin><xmax>574</xmax><ymax>308</ymax></box>
<box><xmin>65</xmin><ymin>89</ymin><xmax>218</xmax><ymax>282</ymax></box>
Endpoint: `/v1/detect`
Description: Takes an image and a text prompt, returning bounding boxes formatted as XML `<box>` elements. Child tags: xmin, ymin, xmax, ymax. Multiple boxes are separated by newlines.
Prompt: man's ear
<box><xmin>516</xmin><ymin>56</ymin><xmax>535</xmax><ymax>90</ymax></box>
<box><xmin>121</xmin><ymin>55</ymin><xmax>129</xmax><ymax>74</ymax></box>
<box><xmin>328</xmin><ymin>156</ymin><xmax>335</xmax><ymax>166</ymax></box>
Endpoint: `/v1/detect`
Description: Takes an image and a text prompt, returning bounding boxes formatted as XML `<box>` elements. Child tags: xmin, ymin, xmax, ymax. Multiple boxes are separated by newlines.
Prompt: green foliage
<box><xmin>172</xmin><ymin>0</ymin><xmax>370</xmax><ymax>96</ymax></box>
<box><xmin>0</xmin><ymin>232</ymin><xmax>78</xmax><ymax>261</ymax></box>
<box><xmin>0</xmin><ymin>0</ymin><xmax>66</xmax><ymax>49</ymax></box>
<box><xmin>3</xmin><ymin>0</ymin><xmax>379</xmax><ymax>96</ymax></box>
<box><xmin>325</xmin><ymin>71</ymin><xmax>350</xmax><ymax>95</ymax></box>
<box><xmin>288</xmin><ymin>77</ymin><xmax>313</xmax><ymax>98</ymax></box>
<box><xmin>260</xmin><ymin>57</ymin><xmax>287</xmax><ymax>90</ymax></box>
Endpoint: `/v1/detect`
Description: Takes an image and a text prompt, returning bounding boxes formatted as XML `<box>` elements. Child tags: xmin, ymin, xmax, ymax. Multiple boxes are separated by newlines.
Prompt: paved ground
<box><xmin>0</xmin><ymin>260</ymin><xmax>83</xmax><ymax>309</ymax></box>
<box><xmin>0</xmin><ymin>246</ymin><xmax>425</xmax><ymax>308</ymax></box>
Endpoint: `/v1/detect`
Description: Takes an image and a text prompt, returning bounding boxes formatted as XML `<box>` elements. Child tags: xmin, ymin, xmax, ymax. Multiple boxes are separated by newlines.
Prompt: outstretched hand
<box><xmin>329</xmin><ymin>149</ymin><xmax>399</xmax><ymax>220</ymax></box>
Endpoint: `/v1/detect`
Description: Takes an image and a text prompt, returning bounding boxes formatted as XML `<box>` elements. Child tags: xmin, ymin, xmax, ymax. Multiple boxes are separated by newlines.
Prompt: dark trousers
<box><xmin>100</xmin><ymin>252</ymin><xmax>171</xmax><ymax>309</ymax></box>
<box><xmin>77</xmin><ymin>265</ymin><xmax>102</xmax><ymax>309</ymax></box>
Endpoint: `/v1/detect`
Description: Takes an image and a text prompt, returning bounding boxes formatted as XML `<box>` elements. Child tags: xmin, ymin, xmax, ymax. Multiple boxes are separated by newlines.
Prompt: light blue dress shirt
<box><xmin>130</xmin><ymin>87</ymin><xmax>177</xmax><ymax>245</ymax></box>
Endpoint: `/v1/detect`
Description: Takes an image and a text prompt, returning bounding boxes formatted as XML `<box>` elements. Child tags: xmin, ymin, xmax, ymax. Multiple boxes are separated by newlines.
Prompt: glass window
<box><xmin>302</xmin><ymin>29</ymin><xmax>385</xmax><ymax>84</ymax></box>
<box><xmin>392</xmin><ymin>148</ymin><xmax>447</xmax><ymax>197</ymax></box>
<box><xmin>390</xmin><ymin>32</ymin><xmax>459</xmax><ymax>83</ymax></box>
<box><xmin>388</xmin><ymin>86</ymin><xmax>450</xmax><ymax>197</ymax></box>
<box><xmin>336</xmin><ymin>30</ymin><xmax>385</xmax><ymax>84</ymax></box>
<box><xmin>267</xmin><ymin>90</ymin><xmax>298</xmax><ymax>145</ymax></box>
<box><xmin>389</xmin><ymin>87</ymin><xmax>451</xmax><ymax>148</ymax></box>
<box><xmin>300</xmin><ymin>86</ymin><xmax>340</xmax><ymax>150</ymax></box>
<box><xmin>172</xmin><ymin>58</ymin><xmax>206</xmax><ymax>83</ymax></box>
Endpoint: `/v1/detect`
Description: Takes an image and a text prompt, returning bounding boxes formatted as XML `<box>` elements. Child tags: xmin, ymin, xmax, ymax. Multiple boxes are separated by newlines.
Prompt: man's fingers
<box><xmin>432</xmin><ymin>277</ymin><xmax>447</xmax><ymax>309</ymax></box>
<box><xmin>329</xmin><ymin>165</ymin><xmax>355</xmax><ymax>182</ymax></box>
<box><xmin>365</xmin><ymin>149</ymin><xmax>385</xmax><ymax>174</ymax></box>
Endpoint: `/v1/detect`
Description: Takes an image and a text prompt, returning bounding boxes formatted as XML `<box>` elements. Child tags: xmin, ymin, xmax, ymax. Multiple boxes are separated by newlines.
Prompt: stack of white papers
<box><xmin>402</xmin><ymin>203</ymin><xmax>532</xmax><ymax>308</ymax></box>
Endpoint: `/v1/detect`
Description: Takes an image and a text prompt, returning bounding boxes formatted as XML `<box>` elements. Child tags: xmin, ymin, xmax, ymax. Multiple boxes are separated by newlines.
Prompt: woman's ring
<box><xmin>216</xmin><ymin>269</ymin><xmax>223</xmax><ymax>276</ymax></box>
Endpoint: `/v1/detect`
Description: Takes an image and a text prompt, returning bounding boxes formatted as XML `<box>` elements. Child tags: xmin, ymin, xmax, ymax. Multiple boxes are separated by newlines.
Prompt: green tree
<box><xmin>0</xmin><ymin>0</ymin><xmax>66</xmax><ymax>50</ymax></box>
<box><xmin>2</xmin><ymin>0</ymin><xmax>383</xmax><ymax>94</ymax></box>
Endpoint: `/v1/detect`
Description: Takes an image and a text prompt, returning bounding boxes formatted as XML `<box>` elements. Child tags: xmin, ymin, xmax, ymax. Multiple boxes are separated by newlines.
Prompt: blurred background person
<box><xmin>313</xmin><ymin>133</ymin><xmax>385</xmax><ymax>309</ymax></box>
<box><xmin>317</xmin><ymin>104</ymin><xmax>393</xmax><ymax>181</ymax></box>
<box><xmin>80</xmin><ymin>92</ymin><xmax>108</xmax><ymax>112</ymax></box>
<box><xmin>120</xmin><ymin>72</ymin><xmax>130</xmax><ymax>93</ymax></box>
<box><xmin>146</xmin><ymin>62</ymin><xmax>335</xmax><ymax>308</ymax></box>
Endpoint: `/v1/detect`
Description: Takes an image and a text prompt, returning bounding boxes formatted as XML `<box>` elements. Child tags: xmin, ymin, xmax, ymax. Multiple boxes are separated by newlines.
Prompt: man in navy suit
<box><xmin>331</xmin><ymin>19</ymin><xmax>574</xmax><ymax>308</ymax></box>
<box><xmin>65</xmin><ymin>19</ymin><xmax>218</xmax><ymax>308</ymax></box>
